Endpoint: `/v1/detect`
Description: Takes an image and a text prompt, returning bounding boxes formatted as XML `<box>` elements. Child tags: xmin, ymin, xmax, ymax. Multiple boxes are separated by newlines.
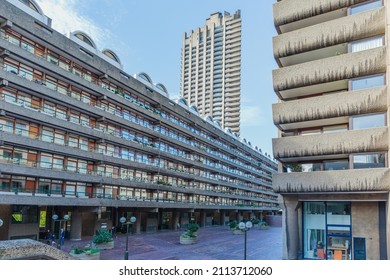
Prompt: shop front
<box><xmin>303</xmin><ymin>202</ymin><xmax>352</xmax><ymax>260</ymax></box>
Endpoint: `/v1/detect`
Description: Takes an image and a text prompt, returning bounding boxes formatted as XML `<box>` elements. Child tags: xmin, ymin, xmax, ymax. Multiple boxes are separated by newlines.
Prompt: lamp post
<box><xmin>120</xmin><ymin>216</ymin><xmax>136</xmax><ymax>260</ymax></box>
<box><xmin>239</xmin><ymin>221</ymin><xmax>253</xmax><ymax>260</ymax></box>
<box><xmin>52</xmin><ymin>214</ymin><xmax>69</xmax><ymax>249</ymax></box>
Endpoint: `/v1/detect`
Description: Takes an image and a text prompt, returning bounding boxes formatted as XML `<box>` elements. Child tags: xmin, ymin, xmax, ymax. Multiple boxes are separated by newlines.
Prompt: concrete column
<box><xmin>236</xmin><ymin>211</ymin><xmax>243</xmax><ymax>222</ymax></box>
<box><xmin>219</xmin><ymin>211</ymin><xmax>227</xmax><ymax>226</ymax></box>
<box><xmin>282</xmin><ymin>196</ymin><xmax>300</xmax><ymax>260</ymax></box>
<box><xmin>69</xmin><ymin>208</ymin><xmax>82</xmax><ymax>241</ymax></box>
<box><xmin>200</xmin><ymin>212</ymin><xmax>206</xmax><ymax>227</ymax></box>
<box><xmin>133</xmin><ymin>211</ymin><xmax>142</xmax><ymax>234</ymax></box>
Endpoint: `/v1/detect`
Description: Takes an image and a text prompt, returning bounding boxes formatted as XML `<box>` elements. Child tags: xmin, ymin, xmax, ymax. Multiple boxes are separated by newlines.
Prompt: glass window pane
<box><xmin>301</xmin><ymin>163</ymin><xmax>321</xmax><ymax>172</ymax></box>
<box><xmin>353</xmin><ymin>153</ymin><xmax>385</xmax><ymax>169</ymax></box>
<box><xmin>351</xmin><ymin>36</ymin><xmax>383</xmax><ymax>52</ymax></box>
<box><xmin>352</xmin><ymin>114</ymin><xmax>385</xmax><ymax>130</ymax></box>
<box><xmin>351</xmin><ymin>75</ymin><xmax>385</xmax><ymax>91</ymax></box>
<box><xmin>350</xmin><ymin>0</ymin><xmax>383</xmax><ymax>15</ymax></box>
<box><xmin>323</xmin><ymin>125</ymin><xmax>348</xmax><ymax>133</ymax></box>
<box><xmin>303</xmin><ymin>202</ymin><xmax>326</xmax><ymax>259</ymax></box>
<box><xmin>323</xmin><ymin>160</ymin><xmax>349</xmax><ymax>171</ymax></box>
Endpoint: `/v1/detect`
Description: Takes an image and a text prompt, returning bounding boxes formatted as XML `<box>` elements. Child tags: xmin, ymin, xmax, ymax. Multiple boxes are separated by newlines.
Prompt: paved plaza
<box><xmin>61</xmin><ymin>226</ymin><xmax>282</xmax><ymax>260</ymax></box>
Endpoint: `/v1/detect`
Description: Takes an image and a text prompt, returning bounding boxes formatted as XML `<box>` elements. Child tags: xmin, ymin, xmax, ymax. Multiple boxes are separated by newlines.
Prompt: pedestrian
<box><xmin>60</xmin><ymin>228</ymin><xmax>65</xmax><ymax>246</ymax></box>
<box><xmin>111</xmin><ymin>226</ymin><xmax>117</xmax><ymax>238</ymax></box>
<box><xmin>45</xmin><ymin>229</ymin><xmax>53</xmax><ymax>245</ymax></box>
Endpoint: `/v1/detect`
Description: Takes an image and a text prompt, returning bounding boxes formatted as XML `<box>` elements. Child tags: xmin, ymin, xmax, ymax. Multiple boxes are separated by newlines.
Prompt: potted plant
<box><xmin>92</xmin><ymin>229</ymin><xmax>114</xmax><ymax>249</ymax></box>
<box><xmin>179</xmin><ymin>222</ymin><xmax>199</xmax><ymax>245</ymax></box>
<box><xmin>251</xmin><ymin>218</ymin><xmax>261</xmax><ymax>228</ymax></box>
<box><xmin>229</xmin><ymin>220</ymin><xmax>244</xmax><ymax>235</ymax></box>
<box><xmin>69</xmin><ymin>244</ymin><xmax>100</xmax><ymax>260</ymax></box>
<box><xmin>259</xmin><ymin>220</ymin><xmax>270</xmax><ymax>230</ymax></box>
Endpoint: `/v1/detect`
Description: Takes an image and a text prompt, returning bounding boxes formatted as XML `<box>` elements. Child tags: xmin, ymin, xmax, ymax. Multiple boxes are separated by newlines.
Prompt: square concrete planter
<box><xmin>93</xmin><ymin>240</ymin><xmax>114</xmax><ymax>250</ymax></box>
<box><xmin>70</xmin><ymin>251</ymin><xmax>100</xmax><ymax>260</ymax></box>
<box><xmin>179</xmin><ymin>235</ymin><xmax>198</xmax><ymax>245</ymax></box>
<box><xmin>232</xmin><ymin>229</ymin><xmax>244</xmax><ymax>235</ymax></box>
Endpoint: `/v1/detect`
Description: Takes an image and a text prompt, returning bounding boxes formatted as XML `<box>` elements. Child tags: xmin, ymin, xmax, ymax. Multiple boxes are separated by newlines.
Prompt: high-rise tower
<box><xmin>181</xmin><ymin>10</ymin><xmax>241</xmax><ymax>134</ymax></box>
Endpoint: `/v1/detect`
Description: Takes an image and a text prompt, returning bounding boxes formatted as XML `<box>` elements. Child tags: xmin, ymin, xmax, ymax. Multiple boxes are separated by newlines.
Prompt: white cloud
<box><xmin>35</xmin><ymin>0</ymin><xmax>110</xmax><ymax>49</ymax></box>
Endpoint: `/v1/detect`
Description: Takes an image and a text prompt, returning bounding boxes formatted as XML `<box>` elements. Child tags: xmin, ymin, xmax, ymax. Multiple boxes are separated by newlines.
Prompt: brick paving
<box><xmin>60</xmin><ymin>226</ymin><xmax>282</xmax><ymax>260</ymax></box>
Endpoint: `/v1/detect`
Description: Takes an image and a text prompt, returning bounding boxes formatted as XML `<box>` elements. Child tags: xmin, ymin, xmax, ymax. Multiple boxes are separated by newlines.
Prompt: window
<box><xmin>11</xmin><ymin>205</ymin><xmax>38</xmax><ymax>224</ymax></box>
<box><xmin>323</xmin><ymin>160</ymin><xmax>349</xmax><ymax>171</ymax></box>
<box><xmin>301</xmin><ymin>163</ymin><xmax>321</xmax><ymax>172</ymax></box>
<box><xmin>353</xmin><ymin>153</ymin><xmax>385</xmax><ymax>169</ymax></box>
<box><xmin>352</xmin><ymin>114</ymin><xmax>385</xmax><ymax>130</ymax></box>
<box><xmin>351</xmin><ymin>74</ymin><xmax>385</xmax><ymax>91</ymax></box>
<box><xmin>350</xmin><ymin>36</ymin><xmax>383</xmax><ymax>53</ymax></box>
<box><xmin>349</xmin><ymin>0</ymin><xmax>383</xmax><ymax>15</ymax></box>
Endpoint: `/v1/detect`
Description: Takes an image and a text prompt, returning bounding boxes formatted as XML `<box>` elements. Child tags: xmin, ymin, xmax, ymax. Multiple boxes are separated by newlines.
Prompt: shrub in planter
<box><xmin>93</xmin><ymin>229</ymin><xmax>114</xmax><ymax>249</ymax></box>
<box><xmin>180</xmin><ymin>223</ymin><xmax>199</xmax><ymax>245</ymax></box>
<box><xmin>69</xmin><ymin>244</ymin><xmax>100</xmax><ymax>260</ymax></box>
<box><xmin>259</xmin><ymin>221</ymin><xmax>270</xmax><ymax>230</ymax></box>
<box><xmin>228</xmin><ymin>220</ymin><xmax>238</xmax><ymax>230</ymax></box>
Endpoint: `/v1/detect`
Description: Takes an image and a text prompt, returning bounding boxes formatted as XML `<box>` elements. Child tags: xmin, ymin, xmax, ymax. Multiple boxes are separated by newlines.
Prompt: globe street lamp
<box><xmin>239</xmin><ymin>221</ymin><xmax>253</xmax><ymax>260</ymax></box>
<box><xmin>120</xmin><ymin>216</ymin><xmax>136</xmax><ymax>260</ymax></box>
<box><xmin>0</xmin><ymin>218</ymin><xmax>3</xmax><ymax>227</ymax></box>
<box><xmin>52</xmin><ymin>214</ymin><xmax>69</xmax><ymax>249</ymax></box>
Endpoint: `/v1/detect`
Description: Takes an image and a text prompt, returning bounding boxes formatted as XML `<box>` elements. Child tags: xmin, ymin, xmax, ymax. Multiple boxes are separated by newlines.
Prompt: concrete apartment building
<box><xmin>0</xmin><ymin>0</ymin><xmax>278</xmax><ymax>242</ymax></box>
<box><xmin>272</xmin><ymin>0</ymin><xmax>389</xmax><ymax>260</ymax></box>
<box><xmin>181</xmin><ymin>10</ymin><xmax>242</xmax><ymax>134</ymax></box>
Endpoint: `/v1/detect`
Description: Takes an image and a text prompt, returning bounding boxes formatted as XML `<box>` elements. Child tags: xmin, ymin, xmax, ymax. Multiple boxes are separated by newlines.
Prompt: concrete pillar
<box><xmin>69</xmin><ymin>208</ymin><xmax>82</xmax><ymax>241</ymax></box>
<box><xmin>173</xmin><ymin>211</ymin><xmax>180</xmax><ymax>231</ymax></box>
<box><xmin>133</xmin><ymin>211</ymin><xmax>142</xmax><ymax>234</ymax></box>
<box><xmin>200</xmin><ymin>212</ymin><xmax>206</xmax><ymax>227</ymax></box>
<box><xmin>219</xmin><ymin>211</ymin><xmax>226</xmax><ymax>226</ymax></box>
<box><xmin>236</xmin><ymin>211</ymin><xmax>243</xmax><ymax>222</ymax></box>
<box><xmin>282</xmin><ymin>196</ymin><xmax>300</xmax><ymax>260</ymax></box>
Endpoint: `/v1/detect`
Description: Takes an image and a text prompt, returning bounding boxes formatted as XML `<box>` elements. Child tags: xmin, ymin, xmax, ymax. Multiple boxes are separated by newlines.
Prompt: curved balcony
<box><xmin>273</xmin><ymin>46</ymin><xmax>386</xmax><ymax>93</ymax></box>
<box><xmin>273</xmin><ymin>86</ymin><xmax>387</xmax><ymax>128</ymax></box>
<box><xmin>273</xmin><ymin>168</ymin><xmax>390</xmax><ymax>194</ymax></box>
<box><xmin>273</xmin><ymin>127</ymin><xmax>388</xmax><ymax>160</ymax></box>
<box><xmin>274</xmin><ymin>7</ymin><xmax>385</xmax><ymax>64</ymax></box>
<box><xmin>273</xmin><ymin>0</ymin><xmax>367</xmax><ymax>28</ymax></box>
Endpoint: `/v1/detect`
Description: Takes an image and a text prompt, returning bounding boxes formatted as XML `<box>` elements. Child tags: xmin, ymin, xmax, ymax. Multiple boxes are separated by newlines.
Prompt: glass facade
<box><xmin>303</xmin><ymin>202</ymin><xmax>351</xmax><ymax>260</ymax></box>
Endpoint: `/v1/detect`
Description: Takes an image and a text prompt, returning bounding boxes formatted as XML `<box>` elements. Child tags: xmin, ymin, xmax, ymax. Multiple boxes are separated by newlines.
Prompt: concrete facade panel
<box><xmin>273</xmin><ymin>127</ymin><xmax>389</xmax><ymax>159</ymax></box>
<box><xmin>273</xmin><ymin>0</ymin><xmax>367</xmax><ymax>27</ymax></box>
<box><xmin>273</xmin><ymin>168</ymin><xmax>390</xmax><ymax>193</ymax></box>
<box><xmin>273</xmin><ymin>7</ymin><xmax>385</xmax><ymax>58</ymax></box>
<box><xmin>273</xmin><ymin>46</ymin><xmax>386</xmax><ymax>92</ymax></box>
<box><xmin>351</xmin><ymin>202</ymin><xmax>380</xmax><ymax>260</ymax></box>
<box><xmin>273</xmin><ymin>86</ymin><xmax>387</xmax><ymax>125</ymax></box>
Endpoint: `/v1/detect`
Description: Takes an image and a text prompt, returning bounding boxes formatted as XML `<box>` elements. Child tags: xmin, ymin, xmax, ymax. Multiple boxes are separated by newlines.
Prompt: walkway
<box><xmin>61</xmin><ymin>226</ymin><xmax>282</xmax><ymax>260</ymax></box>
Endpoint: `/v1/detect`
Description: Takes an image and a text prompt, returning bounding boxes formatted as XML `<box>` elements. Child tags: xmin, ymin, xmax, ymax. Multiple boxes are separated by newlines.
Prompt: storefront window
<box><xmin>303</xmin><ymin>202</ymin><xmax>351</xmax><ymax>260</ymax></box>
<box><xmin>303</xmin><ymin>202</ymin><xmax>326</xmax><ymax>259</ymax></box>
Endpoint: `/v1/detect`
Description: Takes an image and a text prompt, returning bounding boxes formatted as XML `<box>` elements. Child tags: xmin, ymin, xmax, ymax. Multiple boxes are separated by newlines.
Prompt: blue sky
<box><xmin>36</xmin><ymin>0</ymin><xmax>278</xmax><ymax>156</ymax></box>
